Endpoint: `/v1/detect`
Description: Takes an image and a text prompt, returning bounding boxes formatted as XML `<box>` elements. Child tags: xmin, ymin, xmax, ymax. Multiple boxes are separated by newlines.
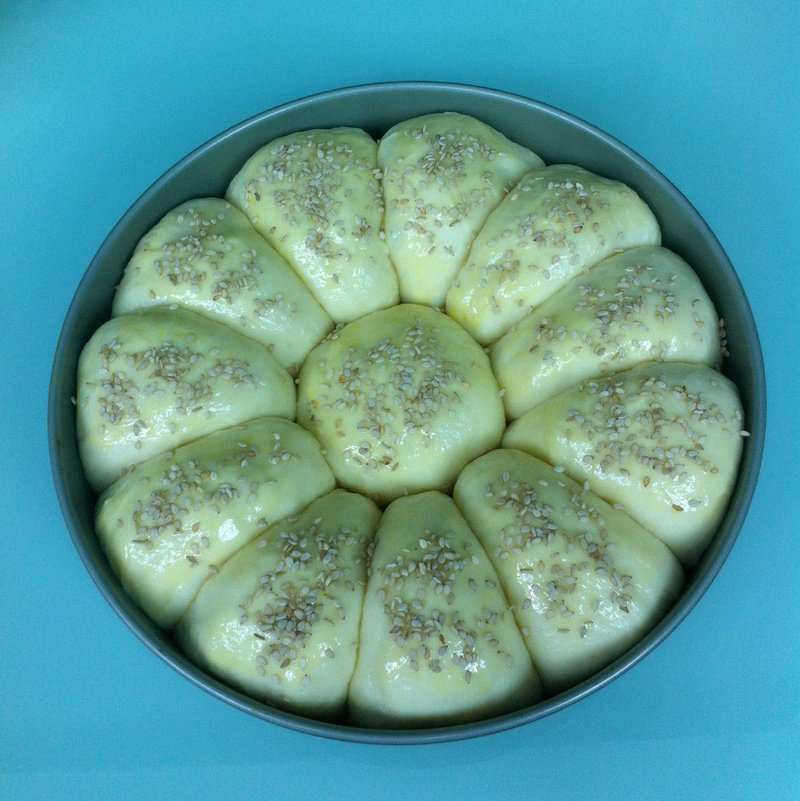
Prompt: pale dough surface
<box><xmin>349</xmin><ymin>491</ymin><xmax>542</xmax><ymax>727</ymax></box>
<box><xmin>96</xmin><ymin>416</ymin><xmax>336</xmax><ymax>628</ymax></box>
<box><xmin>77</xmin><ymin>306</ymin><xmax>295</xmax><ymax>492</ymax></box>
<box><xmin>454</xmin><ymin>449</ymin><xmax>683</xmax><ymax>692</ymax></box>
<box><xmin>491</xmin><ymin>245</ymin><xmax>721</xmax><ymax>418</ymax></box>
<box><xmin>176</xmin><ymin>489</ymin><xmax>380</xmax><ymax>720</ymax></box>
<box><xmin>296</xmin><ymin>303</ymin><xmax>505</xmax><ymax>504</ymax></box>
<box><xmin>226</xmin><ymin>127</ymin><xmax>398</xmax><ymax>323</ymax></box>
<box><xmin>113</xmin><ymin>198</ymin><xmax>333</xmax><ymax>373</ymax></box>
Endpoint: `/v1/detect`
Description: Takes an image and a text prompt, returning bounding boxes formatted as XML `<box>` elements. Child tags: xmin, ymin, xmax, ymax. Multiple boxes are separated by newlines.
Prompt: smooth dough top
<box><xmin>112</xmin><ymin>198</ymin><xmax>333</xmax><ymax>373</ymax></box>
<box><xmin>453</xmin><ymin>449</ymin><xmax>683</xmax><ymax>692</ymax></box>
<box><xmin>226</xmin><ymin>127</ymin><xmax>398</xmax><ymax>323</ymax></box>
<box><xmin>77</xmin><ymin>306</ymin><xmax>296</xmax><ymax>492</ymax></box>
<box><xmin>175</xmin><ymin>489</ymin><xmax>381</xmax><ymax>720</ymax></box>
<box><xmin>296</xmin><ymin>303</ymin><xmax>506</xmax><ymax>504</ymax></box>
<box><xmin>490</xmin><ymin>245</ymin><xmax>722</xmax><ymax>419</ymax></box>
<box><xmin>446</xmin><ymin>164</ymin><xmax>661</xmax><ymax>344</ymax></box>
<box><xmin>348</xmin><ymin>491</ymin><xmax>542</xmax><ymax>727</ymax></box>
<box><xmin>379</xmin><ymin>112</ymin><xmax>544</xmax><ymax>308</ymax></box>
<box><xmin>503</xmin><ymin>362</ymin><xmax>745</xmax><ymax>564</ymax></box>
<box><xmin>95</xmin><ymin>416</ymin><xmax>336</xmax><ymax>628</ymax></box>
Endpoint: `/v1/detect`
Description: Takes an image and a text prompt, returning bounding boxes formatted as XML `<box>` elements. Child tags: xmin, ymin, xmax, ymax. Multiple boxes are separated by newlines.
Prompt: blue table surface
<box><xmin>2</xmin><ymin>2</ymin><xmax>798</xmax><ymax>799</ymax></box>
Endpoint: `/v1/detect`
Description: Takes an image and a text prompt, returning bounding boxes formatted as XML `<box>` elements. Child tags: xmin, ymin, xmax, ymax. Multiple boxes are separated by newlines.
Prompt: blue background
<box><xmin>2</xmin><ymin>2</ymin><xmax>798</xmax><ymax>799</ymax></box>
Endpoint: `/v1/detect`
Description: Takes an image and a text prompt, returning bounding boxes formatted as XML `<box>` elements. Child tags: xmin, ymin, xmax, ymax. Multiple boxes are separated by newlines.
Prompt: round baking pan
<box><xmin>49</xmin><ymin>81</ymin><xmax>765</xmax><ymax>744</ymax></box>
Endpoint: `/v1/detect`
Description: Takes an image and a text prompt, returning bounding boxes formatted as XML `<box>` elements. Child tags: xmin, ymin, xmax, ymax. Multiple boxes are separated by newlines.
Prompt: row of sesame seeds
<box><xmin>563</xmin><ymin>372</ymin><xmax>732</xmax><ymax>486</ymax></box>
<box><xmin>484</xmin><ymin>467</ymin><xmax>636</xmax><ymax>630</ymax></box>
<box><xmin>310</xmin><ymin>318</ymin><xmax>470</xmax><ymax>474</ymax></box>
<box><xmin>243</xmin><ymin>517</ymin><xmax>363</xmax><ymax>678</ymax></box>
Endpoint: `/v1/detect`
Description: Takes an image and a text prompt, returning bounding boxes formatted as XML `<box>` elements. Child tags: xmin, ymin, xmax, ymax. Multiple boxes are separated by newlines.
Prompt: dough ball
<box><xmin>175</xmin><ymin>489</ymin><xmax>381</xmax><ymax>720</ymax></box>
<box><xmin>348</xmin><ymin>491</ymin><xmax>542</xmax><ymax>727</ymax></box>
<box><xmin>77</xmin><ymin>306</ymin><xmax>295</xmax><ymax>492</ymax></box>
<box><xmin>379</xmin><ymin>112</ymin><xmax>543</xmax><ymax>307</ymax></box>
<box><xmin>96</xmin><ymin>416</ymin><xmax>336</xmax><ymax>628</ymax></box>
<box><xmin>491</xmin><ymin>245</ymin><xmax>722</xmax><ymax>419</ymax></box>
<box><xmin>297</xmin><ymin>303</ymin><xmax>505</xmax><ymax>504</ymax></box>
<box><xmin>454</xmin><ymin>449</ymin><xmax>683</xmax><ymax>693</ymax></box>
<box><xmin>112</xmin><ymin>198</ymin><xmax>333</xmax><ymax>373</ymax></box>
<box><xmin>226</xmin><ymin>127</ymin><xmax>398</xmax><ymax>323</ymax></box>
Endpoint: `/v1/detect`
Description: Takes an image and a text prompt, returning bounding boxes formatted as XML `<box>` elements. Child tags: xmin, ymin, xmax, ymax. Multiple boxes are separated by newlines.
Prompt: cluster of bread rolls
<box><xmin>76</xmin><ymin>113</ymin><xmax>745</xmax><ymax>727</ymax></box>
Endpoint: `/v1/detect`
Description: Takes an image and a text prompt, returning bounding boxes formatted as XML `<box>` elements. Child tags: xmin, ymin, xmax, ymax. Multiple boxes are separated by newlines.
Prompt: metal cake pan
<box><xmin>49</xmin><ymin>81</ymin><xmax>765</xmax><ymax>744</ymax></box>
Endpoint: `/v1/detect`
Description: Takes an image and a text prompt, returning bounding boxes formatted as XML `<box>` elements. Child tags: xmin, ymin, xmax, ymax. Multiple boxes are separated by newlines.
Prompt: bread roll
<box><xmin>454</xmin><ymin>449</ymin><xmax>683</xmax><ymax>692</ymax></box>
<box><xmin>175</xmin><ymin>489</ymin><xmax>380</xmax><ymax>720</ymax></box>
<box><xmin>447</xmin><ymin>164</ymin><xmax>660</xmax><ymax>344</ymax></box>
<box><xmin>491</xmin><ymin>245</ymin><xmax>721</xmax><ymax>418</ymax></box>
<box><xmin>112</xmin><ymin>198</ymin><xmax>332</xmax><ymax>373</ymax></box>
<box><xmin>297</xmin><ymin>303</ymin><xmax>505</xmax><ymax>504</ymax></box>
<box><xmin>226</xmin><ymin>127</ymin><xmax>398</xmax><ymax>323</ymax></box>
<box><xmin>77</xmin><ymin>306</ymin><xmax>295</xmax><ymax>492</ymax></box>
<box><xmin>349</xmin><ymin>491</ymin><xmax>542</xmax><ymax>727</ymax></box>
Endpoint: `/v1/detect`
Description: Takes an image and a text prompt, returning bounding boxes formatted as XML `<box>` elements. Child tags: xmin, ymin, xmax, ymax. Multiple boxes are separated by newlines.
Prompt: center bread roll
<box><xmin>348</xmin><ymin>491</ymin><xmax>542</xmax><ymax>727</ymax></box>
<box><xmin>296</xmin><ymin>303</ymin><xmax>505</xmax><ymax>504</ymax></box>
